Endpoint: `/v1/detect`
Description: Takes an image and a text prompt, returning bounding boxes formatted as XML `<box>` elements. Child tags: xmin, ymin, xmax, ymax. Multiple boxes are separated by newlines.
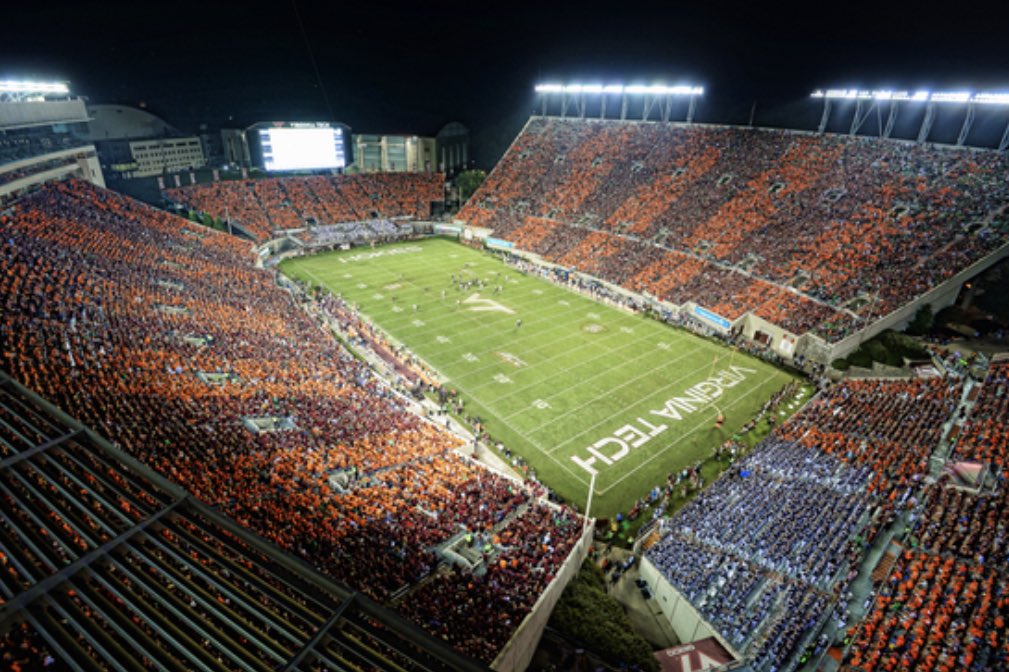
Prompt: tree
<box><xmin>548</xmin><ymin>562</ymin><xmax>659</xmax><ymax>671</ymax></box>
<box><xmin>455</xmin><ymin>169</ymin><xmax>487</xmax><ymax>203</ymax></box>
<box><xmin>905</xmin><ymin>304</ymin><xmax>934</xmax><ymax>336</ymax></box>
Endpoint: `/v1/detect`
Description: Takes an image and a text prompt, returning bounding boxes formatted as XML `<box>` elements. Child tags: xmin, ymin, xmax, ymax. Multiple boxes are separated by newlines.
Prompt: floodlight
<box><xmin>536</xmin><ymin>82</ymin><xmax>703</xmax><ymax>97</ymax></box>
<box><xmin>970</xmin><ymin>92</ymin><xmax>1009</xmax><ymax>105</ymax></box>
<box><xmin>931</xmin><ymin>91</ymin><xmax>971</xmax><ymax>103</ymax></box>
<box><xmin>0</xmin><ymin>80</ymin><xmax>70</xmax><ymax>95</ymax></box>
<box><xmin>812</xmin><ymin>88</ymin><xmax>1009</xmax><ymax>106</ymax></box>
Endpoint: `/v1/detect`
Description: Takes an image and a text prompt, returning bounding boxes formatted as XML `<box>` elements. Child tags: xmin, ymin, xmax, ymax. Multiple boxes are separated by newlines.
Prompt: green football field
<box><xmin>280</xmin><ymin>238</ymin><xmax>796</xmax><ymax>516</ymax></box>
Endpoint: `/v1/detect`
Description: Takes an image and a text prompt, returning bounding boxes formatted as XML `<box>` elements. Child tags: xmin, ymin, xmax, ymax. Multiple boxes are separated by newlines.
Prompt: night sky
<box><xmin>4</xmin><ymin>0</ymin><xmax>1009</xmax><ymax>166</ymax></box>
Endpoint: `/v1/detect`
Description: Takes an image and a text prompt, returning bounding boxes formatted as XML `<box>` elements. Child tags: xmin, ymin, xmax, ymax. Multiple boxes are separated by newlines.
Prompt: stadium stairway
<box><xmin>928</xmin><ymin>377</ymin><xmax>979</xmax><ymax>476</ymax></box>
<box><xmin>804</xmin><ymin>514</ymin><xmax>911</xmax><ymax>671</ymax></box>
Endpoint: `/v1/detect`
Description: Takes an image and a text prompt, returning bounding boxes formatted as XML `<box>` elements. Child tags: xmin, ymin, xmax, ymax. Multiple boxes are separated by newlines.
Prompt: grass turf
<box><xmin>279</xmin><ymin>237</ymin><xmax>797</xmax><ymax>517</ymax></box>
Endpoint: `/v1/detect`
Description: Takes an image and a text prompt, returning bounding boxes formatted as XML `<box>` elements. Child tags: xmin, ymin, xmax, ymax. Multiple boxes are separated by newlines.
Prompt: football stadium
<box><xmin>3</xmin><ymin>21</ymin><xmax>1009</xmax><ymax>672</ymax></box>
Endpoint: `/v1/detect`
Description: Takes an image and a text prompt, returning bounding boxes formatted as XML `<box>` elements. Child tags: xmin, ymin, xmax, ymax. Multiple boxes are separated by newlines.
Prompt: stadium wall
<box><xmin>806</xmin><ymin>238</ymin><xmax>1009</xmax><ymax>364</ymax></box>
<box><xmin>738</xmin><ymin>313</ymin><xmax>800</xmax><ymax>360</ymax></box>
<box><xmin>491</xmin><ymin>523</ymin><xmax>594</xmax><ymax>672</ymax></box>
<box><xmin>639</xmin><ymin>556</ymin><xmax>739</xmax><ymax>660</ymax></box>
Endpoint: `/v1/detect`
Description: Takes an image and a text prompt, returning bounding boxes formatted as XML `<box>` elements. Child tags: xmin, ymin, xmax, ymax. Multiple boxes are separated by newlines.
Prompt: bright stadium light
<box><xmin>931</xmin><ymin>91</ymin><xmax>971</xmax><ymax>103</ymax></box>
<box><xmin>0</xmin><ymin>80</ymin><xmax>70</xmax><ymax>95</ymax></box>
<box><xmin>973</xmin><ymin>92</ymin><xmax>1009</xmax><ymax>105</ymax></box>
<box><xmin>534</xmin><ymin>83</ymin><xmax>565</xmax><ymax>93</ymax></box>
<box><xmin>536</xmin><ymin>82</ymin><xmax>703</xmax><ymax>96</ymax></box>
<box><xmin>812</xmin><ymin>88</ymin><xmax>1009</xmax><ymax>106</ymax></box>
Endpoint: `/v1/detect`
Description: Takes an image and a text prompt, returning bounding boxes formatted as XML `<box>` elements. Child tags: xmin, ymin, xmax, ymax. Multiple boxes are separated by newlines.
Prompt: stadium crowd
<box><xmin>295</xmin><ymin>218</ymin><xmax>414</xmax><ymax>248</ymax></box>
<box><xmin>951</xmin><ymin>358</ymin><xmax>1009</xmax><ymax>466</ymax></box>
<box><xmin>839</xmin><ymin>361</ymin><xmax>1009</xmax><ymax>672</ymax></box>
<box><xmin>647</xmin><ymin>436</ymin><xmax>869</xmax><ymax>669</ymax></box>
<box><xmin>644</xmin><ymin>369</ymin><xmax>1007</xmax><ymax>671</ymax></box>
<box><xmin>461</xmin><ymin>117</ymin><xmax>1009</xmax><ymax>341</ymax></box>
<box><xmin>0</xmin><ymin>134</ymin><xmax>86</xmax><ymax>167</ymax></box>
<box><xmin>778</xmin><ymin>377</ymin><xmax>962</xmax><ymax>500</ymax></box>
<box><xmin>166</xmin><ymin>173</ymin><xmax>443</xmax><ymax>242</ymax></box>
<box><xmin>0</xmin><ymin>179</ymin><xmax>580</xmax><ymax>662</ymax></box>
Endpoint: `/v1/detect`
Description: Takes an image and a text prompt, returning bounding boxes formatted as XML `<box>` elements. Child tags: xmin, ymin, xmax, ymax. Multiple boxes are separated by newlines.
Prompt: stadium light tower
<box><xmin>811</xmin><ymin>88</ymin><xmax>1009</xmax><ymax>149</ymax></box>
<box><xmin>0</xmin><ymin>79</ymin><xmax>70</xmax><ymax>102</ymax></box>
<box><xmin>535</xmin><ymin>82</ymin><xmax>704</xmax><ymax>123</ymax></box>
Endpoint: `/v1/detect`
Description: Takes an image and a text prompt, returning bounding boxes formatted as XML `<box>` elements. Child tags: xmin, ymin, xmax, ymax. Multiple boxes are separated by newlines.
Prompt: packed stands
<box><xmin>297</xmin><ymin>218</ymin><xmax>414</xmax><ymax>248</ymax></box>
<box><xmin>950</xmin><ymin>358</ymin><xmax>1009</xmax><ymax>466</ymax></box>
<box><xmin>845</xmin><ymin>472</ymin><xmax>1009</xmax><ymax>672</ymax></box>
<box><xmin>839</xmin><ymin>360</ymin><xmax>1009</xmax><ymax>671</ymax></box>
<box><xmin>647</xmin><ymin>439</ymin><xmax>870</xmax><ymax>669</ymax></box>
<box><xmin>0</xmin><ymin>133</ymin><xmax>86</xmax><ymax>167</ymax></box>
<box><xmin>460</xmin><ymin>117</ymin><xmax>1009</xmax><ymax>341</ymax></box>
<box><xmin>778</xmin><ymin>377</ymin><xmax>962</xmax><ymax>499</ymax></box>
<box><xmin>845</xmin><ymin>549</ymin><xmax>1007</xmax><ymax>672</ymax></box>
<box><xmin>0</xmin><ymin>179</ymin><xmax>580</xmax><ymax>663</ymax></box>
<box><xmin>646</xmin><ymin>374</ymin><xmax>973</xmax><ymax>671</ymax></box>
<box><xmin>166</xmin><ymin>173</ymin><xmax>444</xmax><ymax>242</ymax></box>
<box><xmin>0</xmin><ymin>371</ymin><xmax>486</xmax><ymax>671</ymax></box>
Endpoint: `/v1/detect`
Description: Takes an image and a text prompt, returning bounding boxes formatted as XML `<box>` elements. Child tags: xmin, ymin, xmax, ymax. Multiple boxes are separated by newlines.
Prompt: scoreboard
<box><xmin>251</xmin><ymin>122</ymin><xmax>349</xmax><ymax>172</ymax></box>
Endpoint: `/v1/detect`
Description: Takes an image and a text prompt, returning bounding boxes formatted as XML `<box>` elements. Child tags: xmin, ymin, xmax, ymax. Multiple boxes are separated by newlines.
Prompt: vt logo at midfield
<box><xmin>463</xmin><ymin>293</ymin><xmax>515</xmax><ymax>314</ymax></box>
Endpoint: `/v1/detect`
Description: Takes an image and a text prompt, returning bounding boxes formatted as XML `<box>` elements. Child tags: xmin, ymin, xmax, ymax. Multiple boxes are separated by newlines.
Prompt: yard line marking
<box><xmin>594</xmin><ymin>373</ymin><xmax>791</xmax><ymax>495</ymax></box>
<box><xmin>286</xmin><ymin>241</ymin><xmax>792</xmax><ymax>504</ymax></box>
<box><xmin>498</xmin><ymin>341</ymin><xmax>704</xmax><ymax>418</ymax></box>
<box><xmin>445</xmin><ymin>376</ymin><xmax>591</xmax><ymax>488</ymax></box>
<box><xmin>537</xmin><ymin>346</ymin><xmax>722</xmax><ymax>453</ymax></box>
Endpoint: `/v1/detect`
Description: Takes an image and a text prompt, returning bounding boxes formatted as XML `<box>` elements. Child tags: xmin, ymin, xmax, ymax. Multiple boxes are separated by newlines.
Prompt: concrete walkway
<box><xmin>598</xmin><ymin>545</ymin><xmax>680</xmax><ymax>650</ymax></box>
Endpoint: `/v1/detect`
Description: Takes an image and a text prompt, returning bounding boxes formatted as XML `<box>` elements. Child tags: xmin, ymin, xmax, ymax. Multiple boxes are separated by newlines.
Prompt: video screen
<box><xmin>259</xmin><ymin>127</ymin><xmax>345</xmax><ymax>171</ymax></box>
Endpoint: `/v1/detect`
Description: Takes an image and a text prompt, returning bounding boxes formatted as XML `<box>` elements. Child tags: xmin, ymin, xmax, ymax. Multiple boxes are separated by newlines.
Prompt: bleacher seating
<box><xmin>646</xmin><ymin>375</ymin><xmax>972</xmax><ymax>670</ymax></box>
<box><xmin>950</xmin><ymin>359</ymin><xmax>1009</xmax><ymax>466</ymax></box>
<box><xmin>839</xmin><ymin>361</ymin><xmax>1009</xmax><ymax>672</ymax></box>
<box><xmin>298</xmin><ymin>218</ymin><xmax>414</xmax><ymax>247</ymax></box>
<box><xmin>0</xmin><ymin>371</ymin><xmax>488</xmax><ymax>670</ymax></box>
<box><xmin>0</xmin><ymin>179</ymin><xmax>578</xmax><ymax>663</ymax></box>
<box><xmin>166</xmin><ymin>173</ymin><xmax>443</xmax><ymax>242</ymax></box>
<box><xmin>460</xmin><ymin>117</ymin><xmax>1009</xmax><ymax>341</ymax></box>
<box><xmin>0</xmin><ymin>134</ymin><xmax>86</xmax><ymax>167</ymax></box>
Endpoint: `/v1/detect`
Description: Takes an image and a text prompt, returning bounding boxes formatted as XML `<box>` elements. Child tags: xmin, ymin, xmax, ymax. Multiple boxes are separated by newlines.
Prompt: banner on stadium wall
<box><xmin>693</xmin><ymin>305</ymin><xmax>731</xmax><ymax>330</ymax></box>
<box><xmin>173</xmin><ymin>174</ymin><xmax>181</xmax><ymax>188</ymax></box>
<box><xmin>189</xmin><ymin>171</ymin><xmax>196</xmax><ymax>185</ymax></box>
<box><xmin>157</xmin><ymin>176</ymin><xmax>165</xmax><ymax>190</ymax></box>
<box><xmin>434</xmin><ymin>224</ymin><xmax>462</xmax><ymax>235</ymax></box>
<box><xmin>241</xmin><ymin>166</ymin><xmax>248</xmax><ymax>179</ymax></box>
<box><xmin>486</xmin><ymin>237</ymin><xmax>514</xmax><ymax>250</ymax></box>
<box><xmin>654</xmin><ymin>638</ymin><xmax>733</xmax><ymax>672</ymax></box>
<box><xmin>779</xmin><ymin>334</ymin><xmax>796</xmax><ymax>355</ymax></box>
<box><xmin>212</xmin><ymin>169</ymin><xmax>220</xmax><ymax>182</ymax></box>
